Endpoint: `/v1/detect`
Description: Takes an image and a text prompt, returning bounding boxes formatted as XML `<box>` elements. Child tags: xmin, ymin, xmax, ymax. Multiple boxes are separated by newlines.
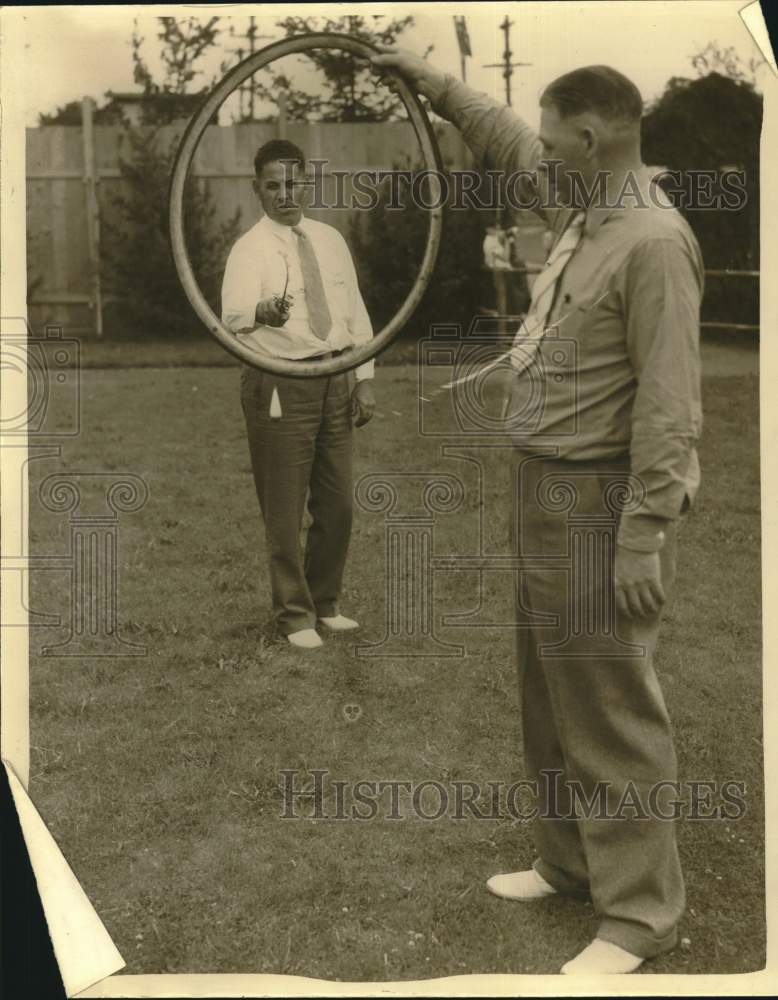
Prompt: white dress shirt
<box><xmin>221</xmin><ymin>214</ymin><xmax>375</xmax><ymax>381</ymax></box>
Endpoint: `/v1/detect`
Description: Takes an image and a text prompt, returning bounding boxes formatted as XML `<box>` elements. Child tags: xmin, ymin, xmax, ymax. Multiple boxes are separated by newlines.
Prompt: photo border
<box><xmin>2</xmin><ymin>3</ymin><xmax>776</xmax><ymax>997</ymax></box>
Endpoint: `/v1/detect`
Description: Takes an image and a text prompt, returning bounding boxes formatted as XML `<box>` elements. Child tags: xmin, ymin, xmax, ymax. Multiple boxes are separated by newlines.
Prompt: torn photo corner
<box><xmin>3</xmin><ymin>761</ymin><xmax>125</xmax><ymax>997</ymax></box>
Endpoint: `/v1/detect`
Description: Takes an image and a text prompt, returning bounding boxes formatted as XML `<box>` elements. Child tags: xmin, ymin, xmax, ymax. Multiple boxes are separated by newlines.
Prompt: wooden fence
<box><xmin>25</xmin><ymin>109</ymin><xmax>475</xmax><ymax>336</ymax></box>
<box><xmin>25</xmin><ymin>108</ymin><xmax>758</xmax><ymax>337</ymax></box>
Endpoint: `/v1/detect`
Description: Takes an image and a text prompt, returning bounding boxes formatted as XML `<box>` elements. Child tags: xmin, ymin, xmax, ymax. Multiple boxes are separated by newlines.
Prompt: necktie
<box><xmin>292</xmin><ymin>226</ymin><xmax>332</xmax><ymax>341</ymax></box>
<box><xmin>510</xmin><ymin>211</ymin><xmax>585</xmax><ymax>372</ymax></box>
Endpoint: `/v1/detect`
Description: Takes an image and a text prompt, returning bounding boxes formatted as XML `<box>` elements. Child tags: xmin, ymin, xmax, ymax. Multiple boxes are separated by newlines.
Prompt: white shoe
<box><xmin>318</xmin><ymin>614</ymin><xmax>360</xmax><ymax>632</ymax></box>
<box><xmin>486</xmin><ymin>868</ymin><xmax>557</xmax><ymax>901</ymax></box>
<box><xmin>287</xmin><ymin>629</ymin><xmax>323</xmax><ymax>649</ymax></box>
<box><xmin>561</xmin><ymin>938</ymin><xmax>644</xmax><ymax>975</ymax></box>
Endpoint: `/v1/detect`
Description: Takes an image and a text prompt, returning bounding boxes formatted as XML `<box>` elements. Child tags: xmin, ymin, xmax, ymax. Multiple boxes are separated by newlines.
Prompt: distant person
<box><xmin>373</xmin><ymin>49</ymin><xmax>702</xmax><ymax>974</ymax></box>
<box><xmin>482</xmin><ymin>224</ymin><xmax>512</xmax><ymax>270</ymax></box>
<box><xmin>222</xmin><ymin>139</ymin><xmax>376</xmax><ymax>650</ymax></box>
<box><xmin>504</xmin><ymin>224</ymin><xmax>531</xmax><ymax>315</ymax></box>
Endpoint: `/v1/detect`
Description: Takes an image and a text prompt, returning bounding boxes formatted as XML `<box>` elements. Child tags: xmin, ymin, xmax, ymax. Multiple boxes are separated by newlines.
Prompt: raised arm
<box><xmin>372</xmin><ymin>48</ymin><xmax>548</xmax><ymax>220</ymax></box>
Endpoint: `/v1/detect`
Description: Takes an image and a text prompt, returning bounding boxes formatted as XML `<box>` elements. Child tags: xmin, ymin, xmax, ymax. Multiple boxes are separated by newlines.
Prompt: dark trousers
<box><xmin>240</xmin><ymin>366</ymin><xmax>354</xmax><ymax>634</ymax></box>
<box><xmin>512</xmin><ymin>450</ymin><xmax>684</xmax><ymax>958</ymax></box>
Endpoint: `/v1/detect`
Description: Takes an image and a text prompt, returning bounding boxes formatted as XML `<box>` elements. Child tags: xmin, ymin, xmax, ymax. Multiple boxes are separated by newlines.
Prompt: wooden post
<box><xmin>493</xmin><ymin>270</ymin><xmax>508</xmax><ymax>337</ymax></box>
<box><xmin>493</xmin><ymin>206</ymin><xmax>507</xmax><ymax>337</ymax></box>
<box><xmin>81</xmin><ymin>96</ymin><xmax>103</xmax><ymax>337</ymax></box>
<box><xmin>453</xmin><ymin>16</ymin><xmax>470</xmax><ymax>83</ymax></box>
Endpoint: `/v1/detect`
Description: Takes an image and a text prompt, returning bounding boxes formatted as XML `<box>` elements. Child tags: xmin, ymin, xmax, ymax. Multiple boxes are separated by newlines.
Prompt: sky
<box><xmin>20</xmin><ymin>2</ymin><xmax>767</xmax><ymax>128</ymax></box>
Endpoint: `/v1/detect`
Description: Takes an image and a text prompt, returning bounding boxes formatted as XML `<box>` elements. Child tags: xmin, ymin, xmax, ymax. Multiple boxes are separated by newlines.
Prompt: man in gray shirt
<box><xmin>373</xmin><ymin>49</ymin><xmax>702</xmax><ymax>974</ymax></box>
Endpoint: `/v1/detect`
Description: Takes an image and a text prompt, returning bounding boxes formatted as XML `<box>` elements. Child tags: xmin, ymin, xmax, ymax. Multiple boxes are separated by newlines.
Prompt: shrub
<box><xmin>348</xmin><ymin>172</ymin><xmax>495</xmax><ymax>342</ymax></box>
<box><xmin>642</xmin><ymin>72</ymin><xmax>761</xmax><ymax>332</ymax></box>
<box><xmin>101</xmin><ymin>124</ymin><xmax>241</xmax><ymax>338</ymax></box>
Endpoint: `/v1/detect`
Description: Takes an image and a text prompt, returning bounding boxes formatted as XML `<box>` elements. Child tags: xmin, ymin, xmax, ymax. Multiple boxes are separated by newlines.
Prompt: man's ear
<box><xmin>580</xmin><ymin>125</ymin><xmax>598</xmax><ymax>159</ymax></box>
<box><xmin>252</xmin><ymin>177</ymin><xmax>261</xmax><ymax>196</ymax></box>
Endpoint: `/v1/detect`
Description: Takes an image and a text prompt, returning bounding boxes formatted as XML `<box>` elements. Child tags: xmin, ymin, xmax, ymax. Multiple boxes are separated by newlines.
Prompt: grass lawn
<box><xmin>28</xmin><ymin>361</ymin><xmax>762</xmax><ymax>979</ymax></box>
<box><xmin>67</xmin><ymin>328</ymin><xmax>759</xmax><ymax>376</ymax></box>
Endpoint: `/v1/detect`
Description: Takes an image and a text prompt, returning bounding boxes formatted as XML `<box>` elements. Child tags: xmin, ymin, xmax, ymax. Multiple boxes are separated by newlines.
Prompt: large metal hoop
<box><xmin>169</xmin><ymin>33</ymin><xmax>443</xmax><ymax>377</ymax></box>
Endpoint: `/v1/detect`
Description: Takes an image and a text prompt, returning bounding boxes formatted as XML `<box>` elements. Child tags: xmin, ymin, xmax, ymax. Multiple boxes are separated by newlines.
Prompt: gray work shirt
<box><xmin>435</xmin><ymin>76</ymin><xmax>703</xmax><ymax>552</ymax></box>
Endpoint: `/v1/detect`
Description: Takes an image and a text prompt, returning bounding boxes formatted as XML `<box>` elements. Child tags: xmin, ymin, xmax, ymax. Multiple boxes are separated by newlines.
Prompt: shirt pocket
<box><xmin>553</xmin><ymin>273</ymin><xmax>620</xmax><ymax>347</ymax></box>
<box><xmin>319</xmin><ymin>258</ymin><xmax>349</xmax><ymax>313</ymax></box>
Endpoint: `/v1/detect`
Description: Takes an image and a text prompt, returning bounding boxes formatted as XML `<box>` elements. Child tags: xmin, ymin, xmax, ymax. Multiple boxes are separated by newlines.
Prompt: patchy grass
<box><xmin>59</xmin><ymin>333</ymin><xmax>411</xmax><ymax>370</ymax></box>
<box><xmin>68</xmin><ymin>332</ymin><xmax>418</xmax><ymax>370</ymax></box>
<box><xmin>55</xmin><ymin>330</ymin><xmax>760</xmax><ymax>376</ymax></box>
<box><xmin>28</xmin><ymin>363</ymin><xmax>762</xmax><ymax>978</ymax></box>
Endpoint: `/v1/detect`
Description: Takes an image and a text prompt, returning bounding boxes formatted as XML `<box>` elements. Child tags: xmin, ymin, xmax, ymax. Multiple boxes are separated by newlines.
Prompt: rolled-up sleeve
<box><xmin>433</xmin><ymin>76</ymin><xmax>547</xmax><ymax>217</ymax></box>
<box><xmin>618</xmin><ymin>236</ymin><xmax>703</xmax><ymax>551</ymax></box>
<box><xmin>221</xmin><ymin>239</ymin><xmax>258</xmax><ymax>333</ymax></box>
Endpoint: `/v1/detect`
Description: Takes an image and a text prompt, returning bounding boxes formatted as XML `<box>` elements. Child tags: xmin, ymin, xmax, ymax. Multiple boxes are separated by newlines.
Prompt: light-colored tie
<box><xmin>292</xmin><ymin>226</ymin><xmax>332</xmax><ymax>341</ymax></box>
<box><xmin>510</xmin><ymin>211</ymin><xmax>585</xmax><ymax>372</ymax></box>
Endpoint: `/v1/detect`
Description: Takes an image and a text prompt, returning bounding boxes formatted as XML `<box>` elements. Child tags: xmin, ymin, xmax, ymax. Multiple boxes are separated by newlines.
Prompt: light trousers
<box><xmin>512</xmin><ymin>450</ymin><xmax>684</xmax><ymax>958</ymax></box>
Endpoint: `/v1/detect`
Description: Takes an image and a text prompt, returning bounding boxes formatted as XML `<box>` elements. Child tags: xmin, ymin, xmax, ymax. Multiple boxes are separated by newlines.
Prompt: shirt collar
<box><xmin>260</xmin><ymin>213</ymin><xmax>307</xmax><ymax>242</ymax></box>
<box><xmin>584</xmin><ymin>203</ymin><xmax>613</xmax><ymax>239</ymax></box>
<box><xmin>583</xmin><ymin>166</ymin><xmax>656</xmax><ymax>239</ymax></box>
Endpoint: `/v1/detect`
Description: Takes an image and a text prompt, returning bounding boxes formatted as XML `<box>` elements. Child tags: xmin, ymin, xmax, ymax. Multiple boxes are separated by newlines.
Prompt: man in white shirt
<box><xmin>222</xmin><ymin>139</ymin><xmax>376</xmax><ymax>650</ymax></box>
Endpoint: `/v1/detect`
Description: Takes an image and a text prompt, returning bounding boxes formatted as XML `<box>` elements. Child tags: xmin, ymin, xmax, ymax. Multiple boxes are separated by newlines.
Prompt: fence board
<box><xmin>25</xmin><ymin>120</ymin><xmax>470</xmax><ymax>335</ymax></box>
<box><xmin>49</xmin><ymin>131</ymin><xmax>70</xmax><ymax>294</ymax></box>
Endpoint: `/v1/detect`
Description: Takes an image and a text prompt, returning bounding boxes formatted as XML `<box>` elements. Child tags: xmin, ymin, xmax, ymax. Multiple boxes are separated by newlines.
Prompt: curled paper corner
<box><xmin>3</xmin><ymin>760</ymin><xmax>125</xmax><ymax>997</ymax></box>
<box><xmin>740</xmin><ymin>0</ymin><xmax>777</xmax><ymax>74</ymax></box>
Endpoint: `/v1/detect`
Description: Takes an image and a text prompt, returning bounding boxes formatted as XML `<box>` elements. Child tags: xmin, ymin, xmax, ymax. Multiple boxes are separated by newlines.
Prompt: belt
<box><xmin>287</xmin><ymin>347</ymin><xmax>351</xmax><ymax>363</ymax></box>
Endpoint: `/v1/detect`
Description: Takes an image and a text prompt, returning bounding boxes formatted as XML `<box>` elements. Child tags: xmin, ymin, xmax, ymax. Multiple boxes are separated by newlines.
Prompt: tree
<box><xmin>38</xmin><ymin>100</ymin><xmax>123</xmax><ymax>126</ymax></box>
<box><xmin>101</xmin><ymin>126</ymin><xmax>241</xmax><ymax>337</ymax></box>
<box><xmin>38</xmin><ymin>16</ymin><xmax>222</xmax><ymax>127</ymax></box>
<box><xmin>251</xmin><ymin>14</ymin><xmax>426</xmax><ymax>123</ymax></box>
<box><xmin>100</xmin><ymin>16</ymin><xmax>239</xmax><ymax>337</ymax></box>
<box><xmin>349</xmin><ymin>170</ymin><xmax>485</xmax><ymax>341</ymax></box>
<box><xmin>132</xmin><ymin>15</ymin><xmax>222</xmax><ymax>98</ymax></box>
<box><xmin>642</xmin><ymin>44</ymin><xmax>762</xmax><ymax>330</ymax></box>
<box><xmin>32</xmin><ymin>16</ymin><xmax>235</xmax><ymax>337</ymax></box>
<box><xmin>691</xmin><ymin>41</ymin><xmax>763</xmax><ymax>86</ymax></box>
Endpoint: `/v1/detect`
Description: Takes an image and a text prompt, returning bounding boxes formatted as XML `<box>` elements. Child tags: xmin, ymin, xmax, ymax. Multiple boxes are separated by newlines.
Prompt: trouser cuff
<box><xmin>278</xmin><ymin>615</ymin><xmax>317</xmax><ymax>636</ymax></box>
<box><xmin>597</xmin><ymin>919</ymin><xmax>678</xmax><ymax>959</ymax></box>
<box><xmin>533</xmin><ymin>858</ymin><xmax>590</xmax><ymax>900</ymax></box>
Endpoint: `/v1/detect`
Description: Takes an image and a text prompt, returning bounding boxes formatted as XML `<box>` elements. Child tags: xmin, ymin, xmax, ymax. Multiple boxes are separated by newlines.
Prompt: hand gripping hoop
<box><xmin>169</xmin><ymin>33</ymin><xmax>443</xmax><ymax>377</ymax></box>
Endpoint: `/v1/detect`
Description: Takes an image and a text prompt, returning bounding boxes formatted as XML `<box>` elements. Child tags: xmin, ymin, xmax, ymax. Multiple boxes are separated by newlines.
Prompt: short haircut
<box><xmin>541</xmin><ymin>66</ymin><xmax>643</xmax><ymax>124</ymax></box>
<box><xmin>253</xmin><ymin>139</ymin><xmax>305</xmax><ymax>178</ymax></box>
